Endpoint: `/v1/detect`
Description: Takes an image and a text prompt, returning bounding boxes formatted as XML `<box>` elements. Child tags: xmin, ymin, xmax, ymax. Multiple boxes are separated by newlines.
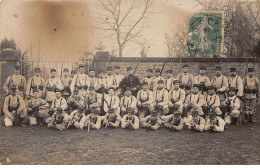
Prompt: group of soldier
<box><xmin>2</xmin><ymin>63</ymin><xmax>259</xmax><ymax>132</ymax></box>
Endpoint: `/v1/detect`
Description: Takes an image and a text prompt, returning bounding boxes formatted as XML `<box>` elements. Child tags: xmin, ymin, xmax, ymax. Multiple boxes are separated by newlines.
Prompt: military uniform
<box><xmin>103</xmin><ymin>88</ymin><xmax>120</xmax><ymax>115</ymax></box>
<box><xmin>168</xmin><ymin>80</ymin><xmax>186</xmax><ymax>115</ymax></box>
<box><xmin>153</xmin><ymin>80</ymin><xmax>169</xmax><ymax>116</ymax></box>
<box><xmin>176</xmin><ymin>64</ymin><xmax>193</xmax><ymax>92</ymax></box>
<box><xmin>205</xmin><ymin>85</ymin><xmax>222</xmax><ymax>118</ymax></box>
<box><xmin>70</xmin><ymin>66</ymin><xmax>90</xmax><ymax>97</ymax></box>
<box><xmin>89</xmin><ymin>69</ymin><xmax>98</xmax><ymax>87</ymax></box>
<box><xmin>105</xmin><ymin>67</ymin><xmax>117</xmax><ymax>89</ymax></box>
<box><xmin>46</xmin><ymin>109</ymin><xmax>70</xmax><ymax>131</ymax></box>
<box><xmin>119</xmin><ymin>67</ymin><xmax>141</xmax><ymax>97</ymax></box>
<box><xmin>67</xmin><ymin>108</ymin><xmax>86</xmax><ymax>129</ymax></box>
<box><xmin>193</xmin><ymin>66</ymin><xmax>211</xmax><ymax>96</ymax></box>
<box><xmin>228</xmin><ymin>68</ymin><xmax>244</xmax><ymax>97</ymax></box>
<box><xmin>121</xmin><ymin>109</ymin><xmax>139</xmax><ymax>130</ymax></box>
<box><xmin>137</xmin><ymin>81</ymin><xmax>154</xmax><ymax>119</ymax></box>
<box><xmin>151</xmin><ymin>68</ymin><xmax>166</xmax><ymax>92</ymax></box>
<box><xmin>243</xmin><ymin>68</ymin><xmax>259</xmax><ymax>122</ymax></box>
<box><xmin>161</xmin><ymin>112</ymin><xmax>184</xmax><ymax>131</ymax></box>
<box><xmin>205</xmin><ymin>113</ymin><xmax>225</xmax><ymax>132</ymax></box>
<box><xmin>120</xmin><ymin>88</ymin><xmax>138</xmax><ymax>116</ymax></box>
<box><xmin>67</xmin><ymin>90</ymin><xmax>86</xmax><ymax>114</ymax></box>
<box><xmin>224</xmin><ymin>88</ymin><xmax>240</xmax><ymax>125</ymax></box>
<box><xmin>4</xmin><ymin>65</ymin><xmax>27</xmax><ymax>98</ymax></box>
<box><xmin>26</xmin><ymin>68</ymin><xmax>45</xmax><ymax>98</ymax></box>
<box><xmin>61</xmin><ymin>68</ymin><xmax>72</xmax><ymax>100</ymax></box>
<box><xmin>165</xmin><ymin>70</ymin><xmax>175</xmax><ymax>91</ymax></box>
<box><xmin>94</xmin><ymin>70</ymin><xmax>108</xmax><ymax>96</ymax></box>
<box><xmin>187</xmin><ymin>110</ymin><xmax>205</xmax><ymax>132</ymax></box>
<box><xmin>101</xmin><ymin>109</ymin><xmax>121</xmax><ymax>128</ymax></box>
<box><xmin>27</xmin><ymin>89</ymin><xmax>49</xmax><ymax>126</ymax></box>
<box><xmin>85</xmin><ymin>109</ymin><xmax>102</xmax><ymax>130</ymax></box>
<box><xmin>3</xmin><ymin>86</ymin><xmax>28</xmax><ymax>127</ymax></box>
<box><xmin>140</xmin><ymin>110</ymin><xmax>161</xmax><ymax>131</ymax></box>
<box><xmin>141</xmin><ymin>68</ymin><xmax>153</xmax><ymax>90</ymax></box>
<box><xmin>50</xmin><ymin>91</ymin><xmax>68</xmax><ymax>115</ymax></box>
<box><xmin>86</xmin><ymin>86</ymin><xmax>102</xmax><ymax>114</ymax></box>
<box><xmin>45</xmin><ymin>69</ymin><xmax>64</xmax><ymax>104</ymax></box>
<box><xmin>114</xmin><ymin>66</ymin><xmax>125</xmax><ymax>96</ymax></box>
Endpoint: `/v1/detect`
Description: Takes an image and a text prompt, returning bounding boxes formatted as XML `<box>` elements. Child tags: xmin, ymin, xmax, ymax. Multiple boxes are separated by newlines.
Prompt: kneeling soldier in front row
<box><xmin>27</xmin><ymin>88</ymin><xmax>49</xmax><ymax>126</ymax></box>
<box><xmin>121</xmin><ymin>109</ymin><xmax>139</xmax><ymax>130</ymax></box>
<box><xmin>67</xmin><ymin>90</ymin><xmax>86</xmax><ymax>115</ymax></box>
<box><xmin>85</xmin><ymin>108</ymin><xmax>102</xmax><ymax>130</ymax></box>
<box><xmin>188</xmin><ymin>110</ymin><xmax>205</xmax><ymax>132</ymax></box>
<box><xmin>161</xmin><ymin>112</ymin><xmax>184</xmax><ymax>131</ymax></box>
<box><xmin>102</xmin><ymin>108</ymin><xmax>121</xmax><ymax>128</ymax></box>
<box><xmin>67</xmin><ymin>105</ymin><xmax>86</xmax><ymax>129</ymax></box>
<box><xmin>140</xmin><ymin>110</ymin><xmax>161</xmax><ymax>131</ymax></box>
<box><xmin>46</xmin><ymin>107</ymin><xmax>70</xmax><ymax>131</ymax></box>
<box><xmin>205</xmin><ymin>85</ymin><xmax>222</xmax><ymax>120</ymax></box>
<box><xmin>205</xmin><ymin>111</ymin><xmax>225</xmax><ymax>132</ymax></box>
<box><xmin>3</xmin><ymin>86</ymin><xmax>28</xmax><ymax>127</ymax></box>
<box><xmin>224</xmin><ymin>87</ymin><xmax>240</xmax><ymax>125</ymax></box>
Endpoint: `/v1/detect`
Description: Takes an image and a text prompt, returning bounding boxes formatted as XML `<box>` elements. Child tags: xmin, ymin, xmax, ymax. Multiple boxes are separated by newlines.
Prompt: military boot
<box><xmin>249</xmin><ymin>114</ymin><xmax>256</xmax><ymax>123</ymax></box>
<box><xmin>243</xmin><ymin>114</ymin><xmax>248</xmax><ymax>123</ymax></box>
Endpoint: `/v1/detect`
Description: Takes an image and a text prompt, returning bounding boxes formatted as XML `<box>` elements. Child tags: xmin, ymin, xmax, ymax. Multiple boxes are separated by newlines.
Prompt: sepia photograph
<box><xmin>0</xmin><ymin>0</ymin><xmax>259</xmax><ymax>165</ymax></box>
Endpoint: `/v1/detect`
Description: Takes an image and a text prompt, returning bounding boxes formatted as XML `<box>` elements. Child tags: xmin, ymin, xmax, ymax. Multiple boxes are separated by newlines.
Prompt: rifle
<box><xmin>30</xmin><ymin>102</ymin><xmax>48</xmax><ymax>117</ymax></box>
<box><xmin>88</xmin><ymin>120</ymin><xmax>90</xmax><ymax>132</ymax></box>
<box><xmin>14</xmin><ymin>110</ymin><xmax>20</xmax><ymax>126</ymax></box>
<box><xmin>133</xmin><ymin>59</ymin><xmax>141</xmax><ymax>76</ymax></box>
<box><xmin>160</xmin><ymin>61</ymin><xmax>166</xmax><ymax>76</ymax></box>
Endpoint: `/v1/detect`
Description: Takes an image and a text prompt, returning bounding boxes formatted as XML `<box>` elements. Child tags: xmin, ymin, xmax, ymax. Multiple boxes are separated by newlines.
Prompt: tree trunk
<box><xmin>119</xmin><ymin>45</ymin><xmax>123</xmax><ymax>58</ymax></box>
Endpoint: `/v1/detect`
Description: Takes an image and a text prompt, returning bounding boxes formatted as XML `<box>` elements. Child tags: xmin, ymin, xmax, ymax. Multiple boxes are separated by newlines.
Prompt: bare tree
<box><xmin>96</xmin><ymin>0</ymin><xmax>157</xmax><ymax>57</ymax></box>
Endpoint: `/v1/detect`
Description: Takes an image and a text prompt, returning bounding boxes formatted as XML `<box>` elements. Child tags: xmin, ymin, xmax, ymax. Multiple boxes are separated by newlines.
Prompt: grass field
<box><xmin>0</xmin><ymin>105</ymin><xmax>259</xmax><ymax>165</ymax></box>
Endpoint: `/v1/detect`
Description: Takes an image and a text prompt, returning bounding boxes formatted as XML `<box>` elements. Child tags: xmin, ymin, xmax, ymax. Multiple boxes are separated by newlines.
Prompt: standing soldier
<box><xmin>168</xmin><ymin>80</ymin><xmax>186</xmax><ymax>115</ymax></box>
<box><xmin>3</xmin><ymin>86</ymin><xmax>28</xmax><ymax>127</ymax></box>
<box><xmin>70</xmin><ymin>64</ymin><xmax>90</xmax><ymax>97</ymax></box>
<box><xmin>184</xmin><ymin>84</ymin><xmax>205</xmax><ymax>125</ymax></box>
<box><xmin>67</xmin><ymin>105</ymin><xmax>86</xmax><ymax>129</ymax></box>
<box><xmin>49</xmin><ymin>88</ymin><xmax>68</xmax><ymax>116</ymax></box>
<box><xmin>105</xmin><ymin>66</ymin><xmax>116</xmax><ymax>90</ymax></box>
<box><xmin>61</xmin><ymin>68</ymin><xmax>72</xmax><ymax>100</ymax></box>
<box><xmin>188</xmin><ymin>110</ymin><xmax>205</xmax><ymax>132</ymax></box>
<box><xmin>228</xmin><ymin>67</ymin><xmax>244</xmax><ymax>98</ymax></box>
<box><xmin>95</xmin><ymin>70</ymin><xmax>108</xmax><ymax>97</ymax></box>
<box><xmin>103</xmin><ymin>87</ymin><xmax>120</xmax><ymax>115</ymax></box>
<box><xmin>71</xmin><ymin>69</ymin><xmax>77</xmax><ymax>79</ymax></box>
<box><xmin>205</xmin><ymin>85</ymin><xmax>222</xmax><ymax>119</ymax></box>
<box><xmin>176</xmin><ymin>64</ymin><xmax>193</xmax><ymax>93</ymax></box>
<box><xmin>205</xmin><ymin>111</ymin><xmax>225</xmax><ymax>132</ymax></box>
<box><xmin>243</xmin><ymin>67</ymin><xmax>259</xmax><ymax>123</ymax></box>
<box><xmin>224</xmin><ymin>87</ymin><xmax>240</xmax><ymax>125</ymax></box>
<box><xmin>141</xmin><ymin>68</ymin><xmax>154</xmax><ymax>90</ymax></box>
<box><xmin>193</xmin><ymin>66</ymin><xmax>211</xmax><ymax>96</ymax></box>
<box><xmin>121</xmin><ymin>109</ymin><xmax>140</xmax><ymax>130</ymax></box>
<box><xmin>120</xmin><ymin>87</ymin><xmax>138</xmax><ymax>117</ymax></box>
<box><xmin>27</xmin><ymin>89</ymin><xmax>49</xmax><ymax>126</ymax></box>
<box><xmin>67</xmin><ymin>90</ymin><xmax>86</xmax><ymax>114</ymax></box>
<box><xmin>45</xmin><ymin>68</ymin><xmax>64</xmax><ymax>106</ymax></box>
<box><xmin>86</xmin><ymin>86</ymin><xmax>101</xmax><ymax>115</ymax></box>
<box><xmin>140</xmin><ymin>110</ymin><xmax>161</xmax><ymax>131</ymax></box>
<box><xmin>102</xmin><ymin>108</ymin><xmax>121</xmax><ymax>128</ymax></box>
<box><xmin>165</xmin><ymin>70</ymin><xmax>175</xmax><ymax>92</ymax></box>
<box><xmin>137</xmin><ymin>81</ymin><xmax>154</xmax><ymax>119</ymax></box>
<box><xmin>3</xmin><ymin>65</ymin><xmax>26</xmax><ymax>98</ymax></box>
<box><xmin>119</xmin><ymin>67</ymin><xmax>141</xmax><ymax>97</ymax></box>
<box><xmin>85</xmin><ymin>108</ymin><xmax>102</xmax><ymax>130</ymax></box>
<box><xmin>26</xmin><ymin>67</ymin><xmax>45</xmax><ymax>99</ymax></box>
<box><xmin>211</xmin><ymin>66</ymin><xmax>228</xmax><ymax>116</ymax></box>
<box><xmin>89</xmin><ymin>69</ymin><xmax>98</xmax><ymax>88</ymax></box>
<box><xmin>161</xmin><ymin>112</ymin><xmax>184</xmax><ymax>131</ymax></box>
<box><xmin>153</xmin><ymin>80</ymin><xmax>169</xmax><ymax>116</ymax></box>
<box><xmin>151</xmin><ymin>68</ymin><xmax>165</xmax><ymax>92</ymax></box>
<box><xmin>114</xmin><ymin>65</ymin><xmax>124</xmax><ymax>97</ymax></box>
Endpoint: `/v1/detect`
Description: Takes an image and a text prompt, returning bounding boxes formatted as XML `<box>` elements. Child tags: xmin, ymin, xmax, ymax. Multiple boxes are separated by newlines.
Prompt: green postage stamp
<box><xmin>187</xmin><ymin>11</ymin><xmax>224</xmax><ymax>54</ymax></box>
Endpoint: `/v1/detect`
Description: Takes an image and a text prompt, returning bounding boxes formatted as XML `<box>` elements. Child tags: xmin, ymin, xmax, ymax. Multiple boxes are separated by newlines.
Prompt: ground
<box><xmin>0</xmin><ymin>105</ymin><xmax>259</xmax><ymax>165</ymax></box>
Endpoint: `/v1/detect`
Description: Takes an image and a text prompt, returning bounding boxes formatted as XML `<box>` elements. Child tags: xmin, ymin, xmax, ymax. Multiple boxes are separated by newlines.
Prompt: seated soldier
<box><xmin>184</xmin><ymin>84</ymin><xmax>205</xmax><ymax>125</ymax></box>
<box><xmin>3</xmin><ymin>86</ymin><xmax>28</xmax><ymax>127</ymax></box>
<box><xmin>223</xmin><ymin>87</ymin><xmax>240</xmax><ymax>125</ymax></box>
<box><xmin>102</xmin><ymin>108</ymin><xmax>121</xmax><ymax>128</ymax></box>
<box><xmin>187</xmin><ymin>110</ymin><xmax>205</xmax><ymax>132</ymax></box>
<box><xmin>86</xmin><ymin>86</ymin><xmax>101</xmax><ymax>115</ymax></box>
<box><xmin>153</xmin><ymin>80</ymin><xmax>169</xmax><ymax>116</ymax></box>
<box><xmin>85</xmin><ymin>108</ymin><xmax>102</xmax><ymax>130</ymax></box>
<box><xmin>120</xmin><ymin>87</ymin><xmax>138</xmax><ymax>117</ymax></box>
<box><xmin>205</xmin><ymin>111</ymin><xmax>225</xmax><ymax>132</ymax></box>
<box><xmin>103</xmin><ymin>87</ymin><xmax>120</xmax><ymax>115</ymax></box>
<box><xmin>140</xmin><ymin>110</ymin><xmax>162</xmax><ymax>131</ymax></box>
<box><xmin>161</xmin><ymin>112</ymin><xmax>184</xmax><ymax>131</ymax></box>
<box><xmin>27</xmin><ymin>88</ymin><xmax>49</xmax><ymax>126</ymax></box>
<box><xmin>49</xmin><ymin>88</ymin><xmax>68</xmax><ymax>116</ymax></box>
<box><xmin>67</xmin><ymin>89</ymin><xmax>86</xmax><ymax>115</ymax></box>
<box><xmin>67</xmin><ymin>105</ymin><xmax>86</xmax><ymax>129</ymax></box>
<box><xmin>137</xmin><ymin>81</ymin><xmax>154</xmax><ymax>119</ymax></box>
<box><xmin>46</xmin><ymin>107</ymin><xmax>70</xmax><ymax>131</ymax></box>
<box><xmin>121</xmin><ymin>109</ymin><xmax>140</xmax><ymax>130</ymax></box>
<box><xmin>168</xmin><ymin>80</ymin><xmax>185</xmax><ymax>115</ymax></box>
<box><xmin>205</xmin><ymin>85</ymin><xmax>222</xmax><ymax>120</ymax></box>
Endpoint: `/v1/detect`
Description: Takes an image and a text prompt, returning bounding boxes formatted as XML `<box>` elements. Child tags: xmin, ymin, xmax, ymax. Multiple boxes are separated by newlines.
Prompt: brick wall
<box><xmin>93</xmin><ymin>56</ymin><xmax>260</xmax><ymax>80</ymax></box>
